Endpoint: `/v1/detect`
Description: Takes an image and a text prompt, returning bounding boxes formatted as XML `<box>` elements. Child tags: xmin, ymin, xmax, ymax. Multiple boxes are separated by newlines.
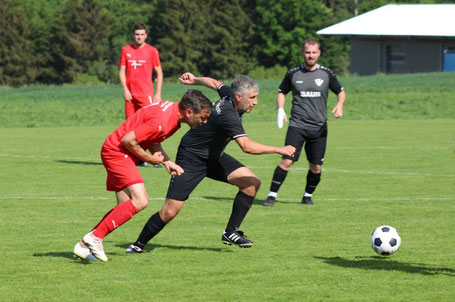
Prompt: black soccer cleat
<box><xmin>301</xmin><ymin>196</ymin><xmax>314</xmax><ymax>205</ymax></box>
<box><xmin>126</xmin><ymin>244</ymin><xmax>143</xmax><ymax>254</ymax></box>
<box><xmin>222</xmin><ymin>230</ymin><xmax>254</xmax><ymax>248</ymax></box>
<box><xmin>263</xmin><ymin>196</ymin><xmax>276</xmax><ymax>207</ymax></box>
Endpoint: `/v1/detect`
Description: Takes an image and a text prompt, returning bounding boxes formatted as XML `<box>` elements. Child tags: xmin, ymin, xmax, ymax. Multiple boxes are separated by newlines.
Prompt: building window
<box><xmin>386</xmin><ymin>45</ymin><xmax>406</xmax><ymax>73</ymax></box>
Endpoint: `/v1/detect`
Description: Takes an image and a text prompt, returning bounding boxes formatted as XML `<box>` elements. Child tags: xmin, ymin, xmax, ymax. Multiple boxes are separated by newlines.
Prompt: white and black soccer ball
<box><xmin>370</xmin><ymin>225</ymin><xmax>401</xmax><ymax>256</ymax></box>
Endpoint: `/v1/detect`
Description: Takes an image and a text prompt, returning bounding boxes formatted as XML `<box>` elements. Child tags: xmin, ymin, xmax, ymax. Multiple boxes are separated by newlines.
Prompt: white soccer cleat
<box><xmin>82</xmin><ymin>231</ymin><xmax>108</xmax><ymax>262</ymax></box>
<box><xmin>73</xmin><ymin>240</ymin><xmax>98</xmax><ymax>261</ymax></box>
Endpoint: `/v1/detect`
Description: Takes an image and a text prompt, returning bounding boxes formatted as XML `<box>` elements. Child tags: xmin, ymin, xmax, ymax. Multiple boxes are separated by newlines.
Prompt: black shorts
<box><xmin>282</xmin><ymin>125</ymin><xmax>327</xmax><ymax>165</ymax></box>
<box><xmin>166</xmin><ymin>147</ymin><xmax>245</xmax><ymax>201</ymax></box>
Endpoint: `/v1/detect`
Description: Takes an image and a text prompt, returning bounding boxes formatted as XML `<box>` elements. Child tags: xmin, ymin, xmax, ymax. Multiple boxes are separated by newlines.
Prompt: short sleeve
<box><xmin>217</xmin><ymin>84</ymin><xmax>231</xmax><ymax>99</ymax></box>
<box><xmin>151</xmin><ymin>47</ymin><xmax>161</xmax><ymax>67</ymax></box>
<box><xmin>119</xmin><ymin>47</ymin><xmax>127</xmax><ymax>66</ymax></box>
<box><xmin>217</xmin><ymin>106</ymin><xmax>247</xmax><ymax>140</ymax></box>
<box><xmin>278</xmin><ymin>72</ymin><xmax>292</xmax><ymax>94</ymax></box>
<box><xmin>328</xmin><ymin>71</ymin><xmax>344</xmax><ymax>95</ymax></box>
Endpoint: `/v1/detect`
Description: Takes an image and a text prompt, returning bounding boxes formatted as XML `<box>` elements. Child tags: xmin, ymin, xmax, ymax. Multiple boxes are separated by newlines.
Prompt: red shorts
<box><xmin>125</xmin><ymin>96</ymin><xmax>154</xmax><ymax>119</ymax></box>
<box><xmin>101</xmin><ymin>147</ymin><xmax>143</xmax><ymax>192</ymax></box>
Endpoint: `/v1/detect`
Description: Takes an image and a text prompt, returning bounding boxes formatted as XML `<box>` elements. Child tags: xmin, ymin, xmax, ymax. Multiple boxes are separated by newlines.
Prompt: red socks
<box><xmin>92</xmin><ymin>200</ymin><xmax>138</xmax><ymax>239</ymax></box>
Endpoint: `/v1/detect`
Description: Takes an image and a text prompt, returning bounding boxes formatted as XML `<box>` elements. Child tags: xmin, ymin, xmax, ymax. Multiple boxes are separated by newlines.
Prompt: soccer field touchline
<box><xmin>1</xmin><ymin>153</ymin><xmax>453</xmax><ymax>177</ymax></box>
<box><xmin>0</xmin><ymin>195</ymin><xmax>453</xmax><ymax>202</ymax></box>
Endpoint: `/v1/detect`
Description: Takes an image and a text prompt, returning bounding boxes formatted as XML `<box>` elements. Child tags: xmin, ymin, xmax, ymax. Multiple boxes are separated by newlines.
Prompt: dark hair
<box><xmin>230</xmin><ymin>74</ymin><xmax>259</xmax><ymax>100</ymax></box>
<box><xmin>179</xmin><ymin>89</ymin><xmax>212</xmax><ymax>113</ymax></box>
<box><xmin>302</xmin><ymin>39</ymin><xmax>320</xmax><ymax>49</ymax></box>
<box><xmin>133</xmin><ymin>23</ymin><xmax>147</xmax><ymax>33</ymax></box>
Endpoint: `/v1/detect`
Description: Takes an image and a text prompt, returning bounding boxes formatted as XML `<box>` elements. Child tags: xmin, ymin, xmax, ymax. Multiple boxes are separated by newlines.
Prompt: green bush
<box><xmin>249</xmin><ymin>65</ymin><xmax>288</xmax><ymax>80</ymax></box>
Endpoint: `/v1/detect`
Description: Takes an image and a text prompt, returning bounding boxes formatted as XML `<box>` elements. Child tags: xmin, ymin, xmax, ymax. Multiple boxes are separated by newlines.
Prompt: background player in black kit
<box><xmin>264</xmin><ymin>39</ymin><xmax>346</xmax><ymax>207</ymax></box>
<box><xmin>127</xmin><ymin>72</ymin><xmax>295</xmax><ymax>252</ymax></box>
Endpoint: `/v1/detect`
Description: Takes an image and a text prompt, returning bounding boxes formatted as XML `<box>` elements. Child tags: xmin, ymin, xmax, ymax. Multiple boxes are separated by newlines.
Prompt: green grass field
<box><xmin>1</xmin><ymin>73</ymin><xmax>455</xmax><ymax>301</ymax></box>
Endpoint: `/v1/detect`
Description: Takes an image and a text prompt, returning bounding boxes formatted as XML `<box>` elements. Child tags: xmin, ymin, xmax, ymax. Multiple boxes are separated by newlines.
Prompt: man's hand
<box><xmin>278</xmin><ymin>145</ymin><xmax>296</xmax><ymax>157</ymax></box>
<box><xmin>123</xmin><ymin>89</ymin><xmax>133</xmax><ymax>102</ymax></box>
<box><xmin>179</xmin><ymin>72</ymin><xmax>195</xmax><ymax>85</ymax></box>
<box><xmin>148</xmin><ymin>151</ymin><xmax>164</xmax><ymax>165</ymax></box>
<box><xmin>331</xmin><ymin>104</ymin><xmax>343</xmax><ymax>118</ymax></box>
<box><xmin>277</xmin><ymin>108</ymin><xmax>288</xmax><ymax>128</ymax></box>
<box><xmin>154</xmin><ymin>94</ymin><xmax>162</xmax><ymax>103</ymax></box>
<box><xmin>162</xmin><ymin>160</ymin><xmax>184</xmax><ymax>176</ymax></box>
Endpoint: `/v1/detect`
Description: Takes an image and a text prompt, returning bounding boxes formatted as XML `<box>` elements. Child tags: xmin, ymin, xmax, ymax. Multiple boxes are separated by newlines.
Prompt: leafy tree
<box><xmin>0</xmin><ymin>0</ymin><xmax>38</xmax><ymax>86</ymax></box>
<box><xmin>196</xmin><ymin>0</ymin><xmax>257</xmax><ymax>78</ymax></box>
<box><xmin>102</xmin><ymin>0</ymin><xmax>158</xmax><ymax>83</ymax></box>
<box><xmin>53</xmin><ymin>0</ymin><xmax>111</xmax><ymax>82</ymax></box>
<box><xmin>255</xmin><ymin>0</ymin><xmax>332</xmax><ymax>69</ymax></box>
<box><xmin>13</xmin><ymin>0</ymin><xmax>65</xmax><ymax>84</ymax></box>
<box><xmin>150</xmin><ymin>0</ymin><xmax>203</xmax><ymax>78</ymax></box>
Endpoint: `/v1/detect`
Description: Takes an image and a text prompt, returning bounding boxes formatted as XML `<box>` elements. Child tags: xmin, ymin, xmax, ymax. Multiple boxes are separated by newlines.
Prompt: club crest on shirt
<box><xmin>315</xmin><ymin>78</ymin><xmax>324</xmax><ymax>86</ymax></box>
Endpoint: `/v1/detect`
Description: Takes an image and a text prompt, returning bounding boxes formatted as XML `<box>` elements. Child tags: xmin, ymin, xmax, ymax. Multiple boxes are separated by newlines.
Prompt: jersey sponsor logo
<box><xmin>126</xmin><ymin>53</ymin><xmax>132</xmax><ymax>57</ymax></box>
<box><xmin>300</xmin><ymin>91</ymin><xmax>321</xmax><ymax>97</ymax></box>
<box><xmin>315</xmin><ymin>79</ymin><xmax>324</xmax><ymax>86</ymax></box>
<box><xmin>296</xmin><ymin>81</ymin><xmax>303</xmax><ymax>84</ymax></box>
<box><xmin>128</xmin><ymin>59</ymin><xmax>146</xmax><ymax>69</ymax></box>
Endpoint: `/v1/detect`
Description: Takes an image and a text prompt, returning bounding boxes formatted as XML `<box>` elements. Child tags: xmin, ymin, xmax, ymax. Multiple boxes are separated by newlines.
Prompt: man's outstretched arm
<box><xmin>235</xmin><ymin>136</ymin><xmax>295</xmax><ymax>157</ymax></box>
<box><xmin>179</xmin><ymin>72</ymin><xmax>222</xmax><ymax>91</ymax></box>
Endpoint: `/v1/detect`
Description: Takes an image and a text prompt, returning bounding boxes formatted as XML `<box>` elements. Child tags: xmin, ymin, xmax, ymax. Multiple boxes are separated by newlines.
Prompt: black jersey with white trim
<box><xmin>179</xmin><ymin>84</ymin><xmax>247</xmax><ymax>159</ymax></box>
<box><xmin>279</xmin><ymin>64</ymin><xmax>343</xmax><ymax>129</ymax></box>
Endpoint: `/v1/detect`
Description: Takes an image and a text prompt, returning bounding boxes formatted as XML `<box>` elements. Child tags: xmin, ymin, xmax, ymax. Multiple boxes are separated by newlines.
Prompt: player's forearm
<box><xmin>337</xmin><ymin>90</ymin><xmax>346</xmax><ymax>106</ymax></box>
<box><xmin>119</xmin><ymin>69</ymin><xmax>128</xmax><ymax>91</ymax></box>
<box><xmin>236</xmin><ymin>137</ymin><xmax>281</xmax><ymax>155</ymax></box>
<box><xmin>124</xmin><ymin>141</ymin><xmax>154</xmax><ymax>162</ymax></box>
<box><xmin>193</xmin><ymin>76</ymin><xmax>223</xmax><ymax>91</ymax></box>
<box><xmin>277</xmin><ymin>93</ymin><xmax>286</xmax><ymax>109</ymax></box>
<box><xmin>155</xmin><ymin>67</ymin><xmax>163</xmax><ymax>96</ymax></box>
<box><xmin>149</xmin><ymin>144</ymin><xmax>170</xmax><ymax>162</ymax></box>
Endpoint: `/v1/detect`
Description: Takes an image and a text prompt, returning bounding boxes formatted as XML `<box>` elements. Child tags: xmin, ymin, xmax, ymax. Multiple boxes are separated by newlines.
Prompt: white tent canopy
<box><xmin>317</xmin><ymin>4</ymin><xmax>455</xmax><ymax>37</ymax></box>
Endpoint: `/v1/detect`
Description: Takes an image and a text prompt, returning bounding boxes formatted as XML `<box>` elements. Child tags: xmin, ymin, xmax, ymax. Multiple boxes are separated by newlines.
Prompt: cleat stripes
<box><xmin>222</xmin><ymin>230</ymin><xmax>254</xmax><ymax>248</ymax></box>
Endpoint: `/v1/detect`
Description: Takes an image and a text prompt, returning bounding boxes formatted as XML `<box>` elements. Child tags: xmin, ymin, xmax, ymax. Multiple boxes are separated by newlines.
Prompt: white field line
<box><xmin>248</xmin><ymin>166</ymin><xmax>455</xmax><ymax>177</ymax></box>
<box><xmin>0</xmin><ymin>195</ymin><xmax>453</xmax><ymax>202</ymax></box>
<box><xmin>0</xmin><ymin>153</ymin><xmax>100</xmax><ymax>162</ymax></box>
<box><xmin>2</xmin><ymin>153</ymin><xmax>454</xmax><ymax>177</ymax></box>
<box><xmin>335</xmin><ymin>146</ymin><xmax>451</xmax><ymax>150</ymax></box>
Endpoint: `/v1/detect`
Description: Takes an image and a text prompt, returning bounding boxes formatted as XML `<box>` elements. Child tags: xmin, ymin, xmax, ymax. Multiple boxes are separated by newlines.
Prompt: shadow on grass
<box><xmin>200</xmin><ymin>196</ymin><xmax>266</xmax><ymax>206</ymax></box>
<box><xmin>33</xmin><ymin>252</ymin><xmax>97</xmax><ymax>265</ymax></box>
<box><xmin>56</xmin><ymin>160</ymin><xmax>102</xmax><ymax>166</ymax></box>
<box><xmin>315</xmin><ymin>256</ymin><xmax>455</xmax><ymax>276</ymax></box>
<box><xmin>115</xmin><ymin>242</ymin><xmax>232</xmax><ymax>253</ymax></box>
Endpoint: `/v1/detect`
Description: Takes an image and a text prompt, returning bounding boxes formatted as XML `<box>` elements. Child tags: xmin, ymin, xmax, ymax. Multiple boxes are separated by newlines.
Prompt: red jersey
<box><xmin>102</xmin><ymin>101</ymin><xmax>181</xmax><ymax>162</ymax></box>
<box><xmin>119</xmin><ymin>43</ymin><xmax>161</xmax><ymax>102</ymax></box>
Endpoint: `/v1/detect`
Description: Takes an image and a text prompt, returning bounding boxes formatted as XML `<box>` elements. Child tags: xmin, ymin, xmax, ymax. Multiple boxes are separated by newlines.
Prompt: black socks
<box><xmin>305</xmin><ymin>170</ymin><xmax>321</xmax><ymax>194</ymax></box>
<box><xmin>269</xmin><ymin>166</ymin><xmax>288</xmax><ymax>193</ymax></box>
<box><xmin>134</xmin><ymin>212</ymin><xmax>166</xmax><ymax>248</ymax></box>
<box><xmin>225</xmin><ymin>191</ymin><xmax>255</xmax><ymax>232</ymax></box>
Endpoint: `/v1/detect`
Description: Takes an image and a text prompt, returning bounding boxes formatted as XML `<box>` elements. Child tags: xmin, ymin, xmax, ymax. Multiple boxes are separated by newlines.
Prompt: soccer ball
<box><xmin>370</xmin><ymin>225</ymin><xmax>401</xmax><ymax>256</ymax></box>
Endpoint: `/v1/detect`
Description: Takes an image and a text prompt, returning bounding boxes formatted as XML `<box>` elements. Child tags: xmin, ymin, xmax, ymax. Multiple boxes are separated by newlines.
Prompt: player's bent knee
<box><xmin>241</xmin><ymin>177</ymin><xmax>261</xmax><ymax>196</ymax></box>
<box><xmin>280</xmin><ymin>159</ymin><xmax>294</xmax><ymax>170</ymax></box>
<box><xmin>132</xmin><ymin>198</ymin><xmax>149</xmax><ymax>211</ymax></box>
<box><xmin>161</xmin><ymin>207</ymin><xmax>180</xmax><ymax>222</ymax></box>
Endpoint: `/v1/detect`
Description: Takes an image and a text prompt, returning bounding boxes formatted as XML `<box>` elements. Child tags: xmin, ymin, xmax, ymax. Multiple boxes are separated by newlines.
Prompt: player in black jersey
<box><xmin>127</xmin><ymin>72</ymin><xmax>295</xmax><ymax>251</ymax></box>
<box><xmin>264</xmin><ymin>39</ymin><xmax>346</xmax><ymax>206</ymax></box>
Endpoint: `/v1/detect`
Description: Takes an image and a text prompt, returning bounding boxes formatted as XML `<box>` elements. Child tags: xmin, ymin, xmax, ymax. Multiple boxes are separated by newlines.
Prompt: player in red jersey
<box><xmin>72</xmin><ymin>90</ymin><xmax>212</xmax><ymax>262</ymax></box>
<box><xmin>119</xmin><ymin>23</ymin><xmax>163</xmax><ymax>119</ymax></box>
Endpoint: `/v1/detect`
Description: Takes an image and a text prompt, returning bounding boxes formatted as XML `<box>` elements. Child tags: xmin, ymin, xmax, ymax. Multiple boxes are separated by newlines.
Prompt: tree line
<box><xmin>0</xmin><ymin>0</ymin><xmax>444</xmax><ymax>87</ymax></box>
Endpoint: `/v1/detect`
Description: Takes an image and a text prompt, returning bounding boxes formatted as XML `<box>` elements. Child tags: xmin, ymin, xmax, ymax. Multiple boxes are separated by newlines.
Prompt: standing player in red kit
<box><xmin>72</xmin><ymin>90</ymin><xmax>212</xmax><ymax>262</ymax></box>
<box><xmin>119</xmin><ymin>23</ymin><xmax>163</xmax><ymax>119</ymax></box>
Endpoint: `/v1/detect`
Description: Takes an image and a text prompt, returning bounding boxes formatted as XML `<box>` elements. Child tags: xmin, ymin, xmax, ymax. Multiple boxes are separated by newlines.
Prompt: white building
<box><xmin>317</xmin><ymin>4</ymin><xmax>455</xmax><ymax>75</ymax></box>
